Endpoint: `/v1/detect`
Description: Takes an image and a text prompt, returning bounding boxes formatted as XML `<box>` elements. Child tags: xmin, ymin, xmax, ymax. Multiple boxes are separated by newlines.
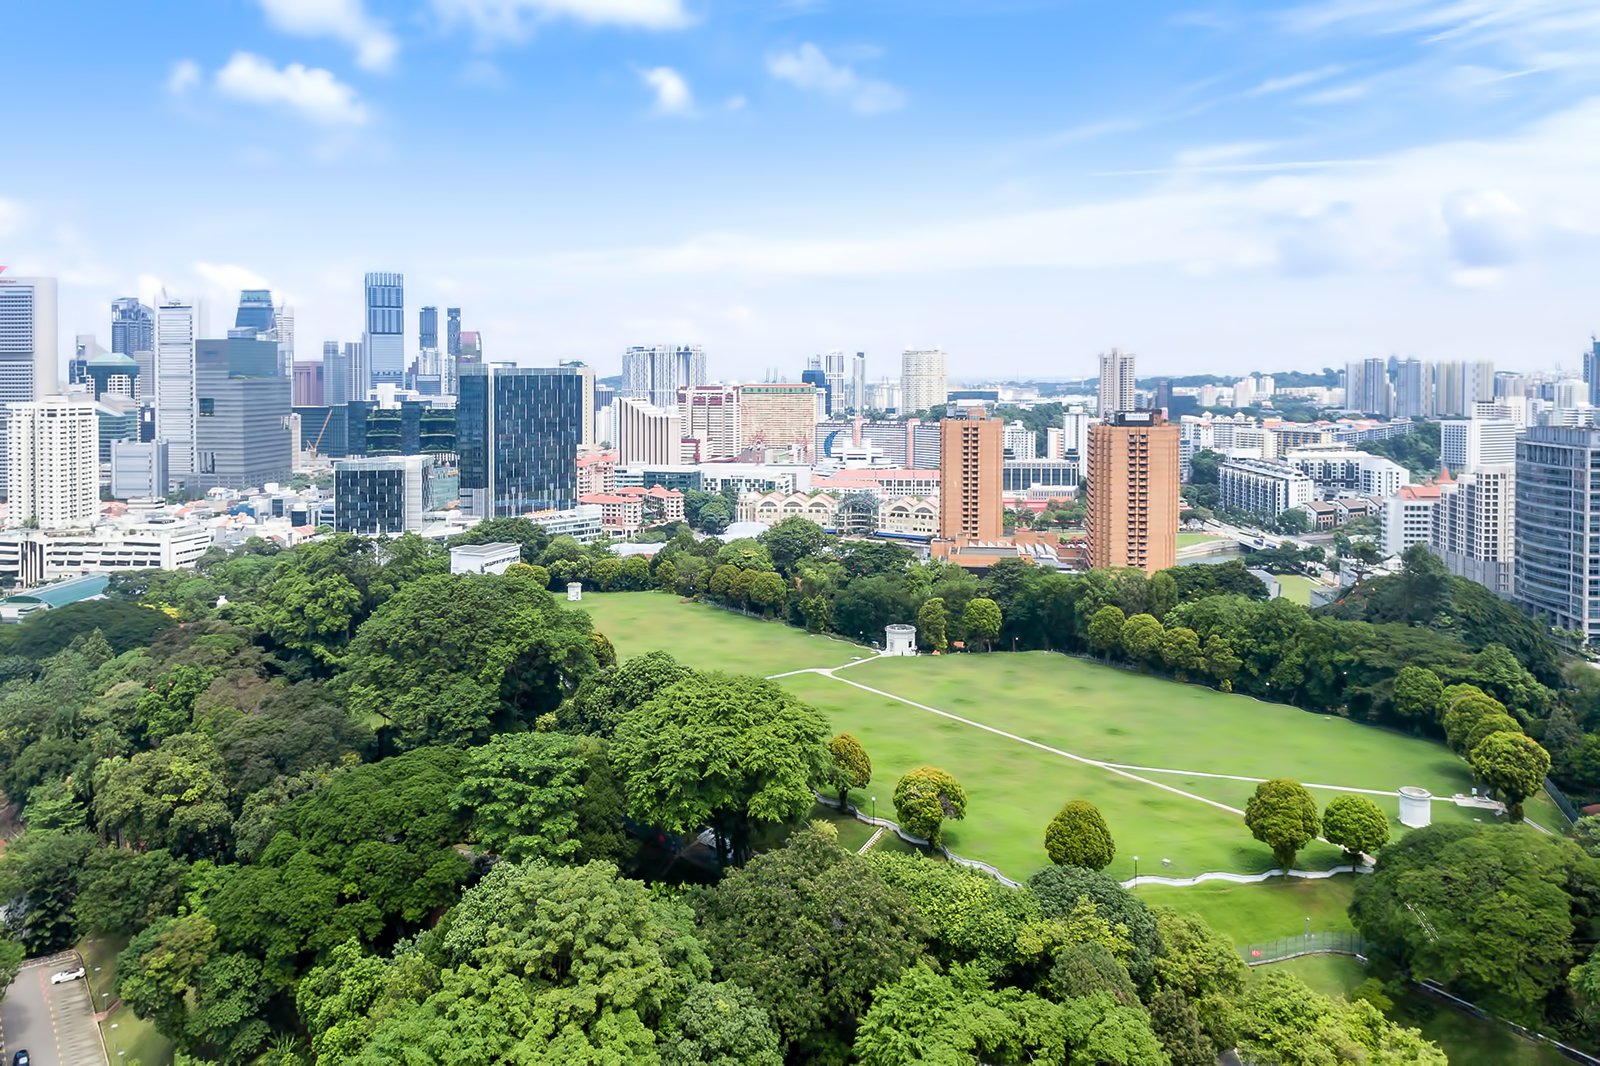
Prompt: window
<box><xmin>199</xmin><ymin>397</ymin><xmax>216</xmax><ymax>416</ymax></box>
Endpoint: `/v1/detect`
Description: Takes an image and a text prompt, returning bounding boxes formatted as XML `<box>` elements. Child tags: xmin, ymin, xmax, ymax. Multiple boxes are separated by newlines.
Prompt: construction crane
<box><xmin>308</xmin><ymin>407</ymin><xmax>335</xmax><ymax>458</ymax></box>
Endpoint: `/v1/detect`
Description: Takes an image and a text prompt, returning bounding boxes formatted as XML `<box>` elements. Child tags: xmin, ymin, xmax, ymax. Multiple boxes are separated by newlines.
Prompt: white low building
<box><xmin>449</xmin><ymin>542</ymin><xmax>522</xmax><ymax>575</ymax></box>
<box><xmin>1219</xmin><ymin>458</ymin><xmax>1315</xmax><ymax>516</ymax></box>
<box><xmin>0</xmin><ymin>519</ymin><xmax>211</xmax><ymax>587</ymax></box>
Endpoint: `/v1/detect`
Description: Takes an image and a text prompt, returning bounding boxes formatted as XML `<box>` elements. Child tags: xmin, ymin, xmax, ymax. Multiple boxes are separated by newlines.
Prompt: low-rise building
<box><xmin>579</xmin><ymin>493</ymin><xmax>645</xmax><ymax>537</ymax></box>
<box><xmin>449</xmin><ymin>542</ymin><xmax>522</xmax><ymax>574</ymax></box>
<box><xmin>525</xmin><ymin>504</ymin><xmax>605</xmax><ymax>543</ymax></box>
<box><xmin>0</xmin><ymin>519</ymin><xmax>211</xmax><ymax>587</ymax></box>
<box><xmin>1219</xmin><ymin>458</ymin><xmax>1315</xmax><ymax>516</ymax></box>
<box><xmin>1283</xmin><ymin>445</ymin><xmax>1410</xmax><ymax>499</ymax></box>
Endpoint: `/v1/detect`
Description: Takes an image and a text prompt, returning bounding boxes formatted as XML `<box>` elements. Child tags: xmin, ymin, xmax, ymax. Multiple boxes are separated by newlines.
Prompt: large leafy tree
<box><xmin>853</xmin><ymin>963</ymin><xmax>1074</xmax><ymax>1065</ymax></box>
<box><xmin>916</xmin><ymin>597</ymin><xmax>949</xmax><ymax>653</ymax></box>
<box><xmin>961</xmin><ymin>598</ymin><xmax>1003</xmax><ymax>652</ymax></box>
<box><xmin>556</xmin><ymin>649</ymin><xmax>689</xmax><ymax>736</ymax></box>
<box><xmin>1243</xmin><ymin>778</ymin><xmax>1320</xmax><ymax>871</ymax></box>
<box><xmin>341</xmin><ymin>570</ymin><xmax>598</xmax><ymax>750</ymax></box>
<box><xmin>1318</xmin><ymin>794</ymin><xmax>1389</xmax><ymax>862</ymax></box>
<box><xmin>1392</xmin><ymin>665</ymin><xmax>1444</xmax><ymax>723</ymax></box>
<box><xmin>757</xmin><ymin>517</ymin><xmax>826</xmax><ymax>576</ymax></box>
<box><xmin>1470</xmin><ymin>731</ymin><xmax>1551</xmax><ymax>821</ymax></box>
<box><xmin>867</xmin><ymin>850</ymin><xmax>1047</xmax><ymax>975</ymax></box>
<box><xmin>610</xmin><ymin>672</ymin><xmax>831</xmax><ymax>864</ymax></box>
<box><xmin>826</xmin><ymin>732</ymin><xmax>872</xmax><ymax>810</ymax></box>
<box><xmin>1087</xmin><ymin>605</ymin><xmax>1126</xmax><ymax>658</ymax></box>
<box><xmin>73</xmin><ymin>846</ymin><xmax>189</xmax><ymax>937</ymax></box>
<box><xmin>1351</xmin><ymin>824</ymin><xmax>1596</xmax><ymax>1022</ymax></box>
<box><xmin>697</xmin><ymin>825</ymin><xmax>928</xmax><ymax>1062</ymax></box>
<box><xmin>454</xmin><ymin>732</ymin><xmax>585</xmax><ymax>862</ymax></box>
<box><xmin>0</xmin><ymin>829</ymin><xmax>96</xmax><ymax>951</ymax></box>
<box><xmin>661</xmin><ymin>981</ymin><xmax>785</xmax><ymax>1066</ymax></box>
<box><xmin>1238</xmin><ymin>971</ymin><xmax>1444</xmax><ymax>1065</ymax></box>
<box><xmin>892</xmin><ymin>766</ymin><xmax>967</xmax><ymax>848</ymax></box>
<box><xmin>1119</xmin><ymin>613</ymin><xmax>1165</xmax><ymax>665</ymax></box>
<box><xmin>1027</xmin><ymin>865</ymin><xmax>1162</xmax><ymax>985</ymax></box>
<box><xmin>1045</xmin><ymin>799</ymin><xmax>1116</xmax><ymax>871</ymax></box>
<box><xmin>91</xmin><ymin>732</ymin><xmax>233</xmax><ymax>858</ymax></box>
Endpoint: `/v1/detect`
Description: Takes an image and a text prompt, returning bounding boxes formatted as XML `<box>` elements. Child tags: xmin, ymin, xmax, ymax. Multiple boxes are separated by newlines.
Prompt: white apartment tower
<box><xmin>616</xmin><ymin>397</ymin><xmax>680</xmax><ymax>466</ymax></box>
<box><xmin>679</xmin><ymin>384</ymin><xmax>741</xmax><ymax>459</ymax></box>
<box><xmin>1432</xmin><ymin>464</ymin><xmax>1515</xmax><ymax>598</ymax></box>
<box><xmin>6</xmin><ymin>397</ymin><xmax>98</xmax><ymax>529</ymax></box>
<box><xmin>1441</xmin><ymin>418</ymin><xmax>1516</xmax><ymax>473</ymax></box>
<box><xmin>0</xmin><ymin>275</ymin><xmax>59</xmax><ymax>499</ymax></box>
<box><xmin>156</xmin><ymin>297</ymin><xmax>197</xmax><ymax>479</ymax></box>
<box><xmin>850</xmin><ymin>351</ymin><xmax>867</xmax><ymax>413</ymax></box>
<box><xmin>900</xmin><ymin>348</ymin><xmax>947</xmax><ymax>414</ymax></box>
<box><xmin>1098</xmin><ymin>348</ymin><xmax>1136</xmax><ymax>415</ymax></box>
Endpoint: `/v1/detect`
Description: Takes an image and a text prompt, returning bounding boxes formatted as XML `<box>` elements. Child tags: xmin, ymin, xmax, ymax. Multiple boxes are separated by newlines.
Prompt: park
<box><xmin>578</xmin><ymin>591</ymin><xmax>1560</xmax><ymax>887</ymax></box>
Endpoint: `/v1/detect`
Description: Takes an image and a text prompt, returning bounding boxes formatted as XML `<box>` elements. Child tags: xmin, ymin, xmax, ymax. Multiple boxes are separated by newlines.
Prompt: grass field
<box><xmin>80</xmin><ymin>935</ymin><xmax>175</xmax><ymax>1065</ymax></box>
<box><xmin>1177</xmin><ymin>532</ymin><xmax>1224</xmax><ymax>548</ymax></box>
<box><xmin>576</xmin><ymin>593</ymin><xmax>1545</xmax><ymax>883</ymax></box>
<box><xmin>1274</xmin><ymin>573</ymin><xmax>1323</xmax><ymax>605</ymax></box>
<box><xmin>1136</xmin><ymin>874</ymin><xmax>1358</xmax><ymax>940</ymax></box>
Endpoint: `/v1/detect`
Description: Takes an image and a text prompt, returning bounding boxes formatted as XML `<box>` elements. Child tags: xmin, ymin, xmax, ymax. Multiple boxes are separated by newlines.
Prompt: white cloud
<box><xmin>432</xmin><ymin>0</ymin><xmax>692</xmax><ymax>40</ymax></box>
<box><xmin>1248</xmin><ymin>64</ymin><xmax>1345</xmax><ymax>95</ymax></box>
<box><xmin>195</xmin><ymin>262</ymin><xmax>273</xmax><ymax>292</ymax></box>
<box><xmin>214</xmin><ymin>53</ymin><xmax>370</xmax><ymax>125</ymax></box>
<box><xmin>640</xmin><ymin>66</ymin><xmax>695</xmax><ymax>116</ymax></box>
<box><xmin>167</xmin><ymin>59</ymin><xmax>202</xmax><ymax>96</ymax></box>
<box><xmin>256</xmin><ymin>0</ymin><xmax>398</xmax><ymax>72</ymax></box>
<box><xmin>0</xmin><ymin>196</ymin><xmax>25</xmax><ymax>238</ymax></box>
<box><xmin>1441</xmin><ymin>188</ymin><xmax>1528</xmax><ymax>266</ymax></box>
<box><xmin>1174</xmin><ymin>141</ymin><xmax>1278</xmax><ymax>167</ymax></box>
<box><xmin>767</xmin><ymin>42</ymin><xmax>905</xmax><ymax>114</ymax></box>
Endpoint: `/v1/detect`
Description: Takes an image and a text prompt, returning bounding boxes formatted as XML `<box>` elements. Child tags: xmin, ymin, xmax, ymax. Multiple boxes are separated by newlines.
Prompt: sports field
<box><xmin>577</xmin><ymin>593</ymin><xmax>1547</xmax><ymax>883</ymax></box>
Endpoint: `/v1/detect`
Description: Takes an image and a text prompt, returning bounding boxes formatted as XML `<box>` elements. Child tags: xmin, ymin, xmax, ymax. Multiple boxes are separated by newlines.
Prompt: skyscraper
<box><xmin>1086</xmin><ymin>411</ymin><xmax>1179</xmax><ymax>574</ymax></box>
<box><xmin>274</xmin><ymin>304</ymin><xmax>295</xmax><ymax>376</ymax></box>
<box><xmin>1441</xmin><ymin>418</ymin><xmax>1516</xmax><ymax>472</ymax></box>
<box><xmin>5</xmin><ymin>396</ymin><xmax>98</xmax><ymax>528</ymax></box>
<box><xmin>446</xmin><ymin>307</ymin><xmax>461</xmax><ymax>358</ymax></box>
<box><xmin>1360</xmin><ymin>356</ymin><xmax>1393</xmax><ymax>416</ymax></box>
<box><xmin>1586</xmin><ymin>338</ymin><xmax>1600</xmax><ymax>408</ymax></box>
<box><xmin>111</xmin><ymin>297</ymin><xmax>155</xmax><ymax>401</ymax></box>
<box><xmin>1432</xmin><ymin>464</ymin><xmax>1515</xmax><ymax>597</ymax></box>
<box><xmin>823</xmin><ymin>351</ymin><xmax>847</xmax><ymax>415</ymax></box>
<box><xmin>900</xmin><ymin>348</ymin><xmax>947</xmax><ymax>414</ymax></box>
<box><xmin>616</xmin><ymin>398</ymin><xmax>681</xmax><ymax>466</ymax></box>
<box><xmin>1393</xmin><ymin>358</ymin><xmax>1432</xmax><ymax>419</ymax></box>
<box><xmin>363</xmin><ymin>272</ymin><xmax>404</xmax><ymax>387</ymax></box>
<box><xmin>623</xmin><ymin>344</ymin><xmax>706</xmax><ymax>409</ymax></box>
<box><xmin>419</xmin><ymin>306</ymin><xmax>439</xmax><ymax>351</ymax></box>
<box><xmin>1097</xmin><ymin>348</ymin><xmax>1136</xmax><ymax>416</ymax></box>
<box><xmin>457</xmin><ymin>365</ymin><xmax>585</xmax><ymax>517</ymax></box>
<box><xmin>850</xmin><ymin>351</ymin><xmax>867</xmax><ymax>413</ymax></box>
<box><xmin>679</xmin><ymin>384</ymin><xmax>740</xmax><ymax>459</ymax></box>
<box><xmin>0</xmin><ymin>275</ymin><xmax>58</xmax><ymax>499</ymax></box>
<box><xmin>293</xmin><ymin>361</ymin><xmax>324</xmax><ymax>407</ymax></box>
<box><xmin>938</xmin><ymin>410</ymin><xmax>1002</xmax><ymax>540</ymax></box>
<box><xmin>155</xmin><ymin>296</ymin><xmax>198</xmax><ymax>480</ymax></box>
<box><xmin>194</xmin><ymin>336</ymin><xmax>293</xmax><ymax>492</ymax></box>
<box><xmin>1515</xmin><ymin>426</ymin><xmax>1600</xmax><ymax>643</ymax></box>
<box><xmin>234</xmin><ymin>289</ymin><xmax>275</xmax><ymax>336</ymax></box>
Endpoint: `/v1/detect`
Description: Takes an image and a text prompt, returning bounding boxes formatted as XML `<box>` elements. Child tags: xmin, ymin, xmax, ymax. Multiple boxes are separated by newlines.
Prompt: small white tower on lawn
<box><xmin>1398</xmin><ymin>786</ymin><xmax>1432</xmax><ymax>828</ymax></box>
<box><xmin>884</xmin><ymin>624</ymin><xmax>917</xmax><ymax>656</ymax></box>
<box><xmin>567</xmin><ymin>582</ymin><xmax>583</xmax><ymax>602</ymax></box>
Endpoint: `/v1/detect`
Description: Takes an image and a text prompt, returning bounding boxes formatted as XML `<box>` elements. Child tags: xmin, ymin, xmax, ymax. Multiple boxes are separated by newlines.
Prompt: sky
<box><xmin>4</xmin><ymin>0</ymin><xmax>1600</xmax><ymax>381</ymax></box>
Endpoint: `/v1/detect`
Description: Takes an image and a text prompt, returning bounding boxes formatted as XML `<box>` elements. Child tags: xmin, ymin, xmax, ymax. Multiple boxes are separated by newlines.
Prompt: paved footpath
<box><xmin>0</xmin><ymin>951</ymin><xmax>107</xmax><ymax>1066</ymax></box>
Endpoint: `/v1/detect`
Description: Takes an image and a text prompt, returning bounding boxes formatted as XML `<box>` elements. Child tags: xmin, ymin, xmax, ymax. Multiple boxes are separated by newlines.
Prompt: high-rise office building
<box><xmin>823</xmin><ymin>351</ymin><xmax>847</xmax><ymax>415</ymax></box>
<box><xmin>0</xmin><ymin>275</ymin><xmax>58</xmax><ymax>500</ymax></box>
<box><xmin>1441</xmin><ymin>418</ymin><xmax>1516</xmax><ymax>472</ymax></box>
<box><xmin>323</xmin><ymin>341</ymin><xmax>351</xmax><ymax>407</ymax></box>
<box><xmin>900</xmin><ymin>348</ymin><xmax>947</xmax><ymax>414</ymax></box>
<box><xmin>194</xmin><ymin>337</ymin><xmax>293</xmax><ymax>492</ymax></box>
<box><xmin>1098</xmin><ymin>348</ymin><xmax>1136</xmax><ymax>416</ymax></box>
<box><xmin>1085</xmin><ymin>411</ymin><xmax>1179</xmax><ymax>574</ymax></box>
<box><xmin>559</xmin><ymin>361</ymin><xmax>597</xmax><ymax>447</ymax></box>
<box><xmin>446</xmin><ymin>307</ymin><xmax>462</xmax><ymax>359</ymax></box>
<box><xmin>457</xmin><ymin>364</ymin><xmax>585</xmax><ymax>517</ymax></box>
<box><xmin>622</xmin><ymin>344</ymin><xmax>706</xmax><ymax>410</ymax></box>
<box><xmin>234</xmin><ymin>289</ymin><xmax>275</xmax><ymax>336</ymax></box>
<box><xmin>274</xmin><ymin>303</ymin><xmax>294</xmax><ymax>376</ymax></box>
<box><xmin>335</xmin><ymin>455</ymin><xmax>444</xmax><ymax>534</ymax></box>
<box><xmin>1515</xmin><ymin>427</ymin><xmax>1600</xmax><ymax>643</ymax></box>
<box><xmin>938</xmin><ymin>410</ymin><xmax>1002</xmax><ymax>540</ymax></box>
<box><xmin>110</xmin><ymin>439</ymin><xmax>169</xmax><ymax>501</ymax></box>
<box><xmin>419</xmin><ymin>306</ymin><xmax>439</xmax><ymax>352</ymax></box>
<box><xmin>111</xmin><ymin>297</ymin><xmax>154</xmax><ymax>399</ymax></box>
<box><xmin>293</xmin><ymin>361</ymin><xmax>325</xmax><ymax>407</ymax></box>
<box><xmin>363</xmin><ymin>272</ymin><xmax>404</xmax><ymax>387</ymax></box>
<box><xmin>738</xmin><ymin>384</ymin><xmax>820</xmax><ymax>457</ymax></box>
<box><xmin>616</xmin><ymin>397</ymin><xmax>681</xmax><ymax>466</ymax></box>
<box><xmin>155</xmin><ymin>297</ymin><xmax>197</xmax><ymax>480</ymax></box>
<box><xmin>850</xmin><ymin>351</ymin><xmax>867</xmax><ymax>413</ymax></box>
<box><xmin>1585</xmin><ymin>338</ymin><xmax>1600</xmax><ymax>408</ymax></box>
<box><xmin>5</xmin><ymin>396</ymin><xmax>98</xmax><ymax>529</ymax></box>
<box><xmin>800</xmin><ymin>367</ymin><xmax>831</xmax><ymax>417</ymax></box>
<box><xmin>85</xmin><ymin>351</ymin><xmax>140</xmax><ymax>401</ymax></box>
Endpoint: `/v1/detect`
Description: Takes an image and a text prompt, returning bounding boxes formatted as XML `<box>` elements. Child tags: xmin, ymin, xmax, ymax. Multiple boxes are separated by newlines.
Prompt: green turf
<box><xmin>1262</xmin><ymin>953</ymin><xmax>1368</xmax><ymax>998</ymax></box>
<box><xmin>1274</xmin><ymin>573</ymin><xmax>1323</xmax><ymax>605</ymax></box>
<box><xmin>102</xmin><ymin>1002</ymin><xmax>174</xmax><ymax>1066</ymax></box>
<box><xmin>577</xmin><ymin>593</ymin><xmax>868</xmax><ymax>675</ymax></box>
<box><xmin>1134</xmin><ymin>874</ymin><xmax>1359</xmax><ymax>942</ymax></box>
<box><xmin>1177</xmin><ymin>532</ymin><xmax>1224</xmax><ymax>548</ymax></box>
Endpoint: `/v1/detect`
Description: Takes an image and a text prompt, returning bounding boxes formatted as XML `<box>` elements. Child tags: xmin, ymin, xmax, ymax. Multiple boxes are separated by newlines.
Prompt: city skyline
<box><xmin>4</xmin><ymin>3</ymin><xmax>1600</xmax><ymax>379</ymax></box>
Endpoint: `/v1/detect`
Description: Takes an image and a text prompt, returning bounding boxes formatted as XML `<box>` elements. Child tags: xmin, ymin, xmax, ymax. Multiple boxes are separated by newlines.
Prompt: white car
<box><xmin>49</xmin><ymin>966</ymin><xmax>85</xmax><ymax>985</ymax></box>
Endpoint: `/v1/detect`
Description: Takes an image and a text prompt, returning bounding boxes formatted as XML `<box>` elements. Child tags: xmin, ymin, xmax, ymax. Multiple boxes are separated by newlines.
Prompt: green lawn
<box><xmin>1177</xmin><ymin>532</ymin><xmax>1224</xmax><ymax>548</ymax></box>
<box><xmin>1274</xmin><ymin>573</ymin><xmax>1323</xmax><ymax>605</ymax></box>
<box><xmin>577</xmin><ymin>593</ymin><xmax>869</xmax><ymax>675</ymax></box>
<box><xmin>102</xmin><ymin>1002</ymin><xmax>174</xmax><ymax>1066</ymax></box>
<box><xmin>1135</xmin><ymin>875</ymin><xmax>1358</xmax><ymax>943</ymax></box>
<box><xmin>1264</xmin><ymin>953</ymin><xmax>1368</xmax><ymax>998</ymax></box>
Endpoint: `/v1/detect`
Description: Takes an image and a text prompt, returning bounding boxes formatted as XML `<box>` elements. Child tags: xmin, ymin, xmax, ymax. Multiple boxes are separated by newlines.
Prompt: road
<box><xmin>0</xmin><ymin>952</ymin><xmax>106</xmax><ymax>1066</ymax></box>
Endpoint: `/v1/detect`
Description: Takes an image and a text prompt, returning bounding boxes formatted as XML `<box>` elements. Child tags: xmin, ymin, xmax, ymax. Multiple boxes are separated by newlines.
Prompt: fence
<box><xmin>1240</xmin><ymin>931</ymin><xmax>1367</xmax><ymax>965</ymax></box>
<box><xmin>1413</xmin><ymin>980</ymin><xmax>1600</xmax><ymax>1065</ymax></box>
<box><xmin>1546</xmin><ymin>777</ymin><xmax>1581</xmax><ymax>826</ymax></box>
<box><xmin>813</xmin><ymin>793</ymin><xmax>1023</xmax><ymax>887</ymax></box>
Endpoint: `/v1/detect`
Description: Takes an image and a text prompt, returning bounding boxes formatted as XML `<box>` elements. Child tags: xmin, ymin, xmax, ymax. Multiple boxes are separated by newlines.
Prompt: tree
<box><xmin>1392</xmin><ymin>665</ymin><xmax>1444</xmax><ymax>723</ymax></box>
<box><xmin>1119</xmin><ymin>613</ymin><xmax>1164</xmax><ymax>665</ymax></box>
<box><xmin>0</xmin><ymin>934</ymin><xmax>21</xmax><ymax>998</ymax></box>
<box><xmin>558</xmin><ymin>650</ymin><xmax>689</xmax><ymax>736</ymax></box>
<box><xmin>340</xmin><ymin>570</ymin><xmax>598</xmax><ymax>750</ymax></box>
<box><xmin>697</xmin><ymin>826</ymin><xmax>927</xmax><ymax>1061</ymax></box>
<box><xmin>117</xmin><ymin>913</ymin><xmax>220</xmax><ymax>1043</ymax></box>
<box><xmin>1027</xmin><ymin>865</ymin><xmax>1162</xmax><ymax>985</ymax></box>
<box><xmin>1159</xmin><ymin>626</ymin><xmax>1204</xmax><ymax>679</ymax></box>
<box><xmin>696</xmin><ymin>497</ymin><xmax>732</xmax><ymax>534</ymax></box>
<box><xmin>73</xmin><ymin>847</ymin><xmax>189</xmax><ymax>937</ymax></box>
<box><xmin>917</xmin><ymin>597</ymin><xmax>949</xmax><ymax>653</ymax></box>
<box><xmin>1470</xmin><ymin>731</ymin><xmax>1551</xmax><ymax>821</ymax></box>
<box><xmin>1238</xmin><ymin>971</ymin><xmax>1444</xmax><ymax>1065</ymax></box>
<box><xmin>662</xmin><ymin>982</ymin><xmax>784</xmax><ymax>1066</ymax></box>
<box><xmin>867</xmin><ymin>851</ymin><xmax>1045</xmax><ymax>974</ymax></box>
<box><xmin>826</xmin><ymin>733</ymin><xmax>872</xmax><ymax>810</ymax></box>
<box><xmin>454</xmin><ymin>731</ymin><xmax>585</xmax><ymax>862</ymax></box>
<box><xmin>893</xmin><ymin>765</ymin><xmax>967</xmax><ymax>847</ymax></box>
<box><xmin>757</xmin><ymin>517</ymin><xmax>826</xmax><ymax>575</ymax></box>
<box><xmin>746</xmin><ymin>571</ymin><xmax>788</xmax><ymax>617</ymax></box>
<box><xmin>1150</xmin><ymin>908</ymin><xmax>1247</xmax><ymax>1007</ymax></box>
<box><xmin>1319</xmin><ymin>794</ymin><xmax>1389</xmax><ymax>862</ymax></box>
<box><xmin>1045</xmin><ymin>799</ymin><xmax>1115</xmax><ymax>870</ymax></box>
<box><xmin>610</xmin><ymin>672</ymin><xmax>831</xmax><ymax>864</ymax></box>
<box><xmin>91</xmin><ymin>732</ymin><xmax>232</xmax><ymax>858</ymax></box>
<box><xmin>853</xmin><ymin>964</ymin><xmax>1072</xmax><ymax>1065</ymax></box>
<box><xmin>961</xmin><ymin>598</ymin><xmax>1002</xmax><ymax>652</ymax></box>
<box><xmin>1087</xmin><ymin>605</ymin><xmax>1126</xmax><ymax>659</ymax></box>
<box><xmin>1351</xmin><ymin>823</ymin><xmax>1590</xmax><ymax>1022</ymax></box>
<box><xmin>1049</xmin><ymin>941</ymin><xmax>1138</xmax><ymax>1004</ymax></box>
<box><xmin>1202</xmin><ymin>633</ymin><xmax>1241</xmax><ymax>691</ymax></box>
<box><xmin>1244</xmin><ymin>778</ymin><xmax>1320</xmax><ymax>871</ymax></box>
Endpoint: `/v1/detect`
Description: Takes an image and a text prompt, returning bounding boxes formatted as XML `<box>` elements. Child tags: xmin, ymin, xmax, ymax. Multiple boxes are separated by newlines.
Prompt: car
<box><xmin>49</xmin><ymin>966</ymin><xmax>85</xmax><ymax>984</ymax></box>
<box><xmin>13</xmin><ymin>1050</ymin><xmax>31</xmax><ymax>1066</ymax></box>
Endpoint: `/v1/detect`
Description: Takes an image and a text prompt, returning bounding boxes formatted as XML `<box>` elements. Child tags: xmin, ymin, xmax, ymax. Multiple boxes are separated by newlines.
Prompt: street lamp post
<box><xmin>871</xmin><ymin>795</ymin><xmax>876</xmax><ymax>823</ymax></box>
<box><xmin>1132</xmin><ymin>855</ymin><xmax>1140</xmax><ymax>885</ymax></box>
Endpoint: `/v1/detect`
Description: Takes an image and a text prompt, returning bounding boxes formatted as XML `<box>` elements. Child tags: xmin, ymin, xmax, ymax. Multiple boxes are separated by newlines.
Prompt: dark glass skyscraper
<box><xmin>420</xmin><ymin>305</ymin><xmax>438</xmax><ymax>351</ymax></box>
<box><xmin>458</xmin><ymin>365</ymin><xmax>583</xmax><ymax>517</ymax></box>
<box><xmin>364</xmin><ymin>272</ymin><xmax>404</xmax><ymax>386</ymax></box>
<box><xmin>234</xmin><ymin>289</ymin><xmax>275</xmax><ymax>334</ymax></box>
<box><xmin>111</xmin><ymin>297</ymin><xmax>154</xmax><ymax>357</ymax></box>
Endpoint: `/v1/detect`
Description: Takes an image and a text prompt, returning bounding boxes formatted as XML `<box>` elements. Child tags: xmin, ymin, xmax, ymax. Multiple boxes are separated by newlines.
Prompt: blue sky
<box><xmin>4</xmin><ymin>0</ymin><xmax>1600</xmax><ymax>380</ymax></box>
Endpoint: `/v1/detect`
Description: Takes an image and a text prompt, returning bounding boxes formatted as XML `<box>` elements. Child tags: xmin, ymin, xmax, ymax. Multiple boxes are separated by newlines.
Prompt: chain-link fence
<box><xmin>1240</xmin><ymin>931</ymin><xmax>1367</xmax><ymax>964</ymax></box>
<box><xmin>1546</xmin><ymin>777</ymin><xmax>1581</xmax><ymax>826</ymax></box>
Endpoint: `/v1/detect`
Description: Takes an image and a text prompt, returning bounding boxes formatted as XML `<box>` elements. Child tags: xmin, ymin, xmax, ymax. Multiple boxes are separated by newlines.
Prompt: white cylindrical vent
<box><xmin>567</xmin><ymin>582</ymin><xmax>583</xmax><ymax>602</ymax></box>
<box><xmin>885</xmin><ymin>623</ymin><xmax>917</xmax><ymax>656</ymax></box>
<box><xmin>1398</xmin><ymin>786</ymin><xmax>1432</xmax><ymax>829</ymax></box>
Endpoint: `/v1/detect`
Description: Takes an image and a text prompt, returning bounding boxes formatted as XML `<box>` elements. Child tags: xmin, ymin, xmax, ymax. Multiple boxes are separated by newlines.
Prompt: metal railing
<box><xmin>1545</xmin><ymin>777</ymin><xmax>1581</xmax><ymax>826</ymax></box>
<box><xmin>1414</xmin><ymin>980</ymin><xmax>1600</xmax><ymax>1065</ymax></box>
<box><xmin>1240</xmin><ymin>931</ymin><xmax>1367</xmax><ymax>964</ymax></box>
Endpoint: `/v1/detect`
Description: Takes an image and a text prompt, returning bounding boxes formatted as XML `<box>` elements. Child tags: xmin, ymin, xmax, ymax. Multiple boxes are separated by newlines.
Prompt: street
<box><xmin>0</xmin><ymin>952</ymin><xmax>106</xmax><ymax>1066</ymax></box>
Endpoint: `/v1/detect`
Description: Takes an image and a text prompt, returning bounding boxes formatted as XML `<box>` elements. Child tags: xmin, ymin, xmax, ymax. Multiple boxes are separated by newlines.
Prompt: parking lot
<box><xmin>0</xmin><ymin>952</ymin><xmax>106</xmax><ymax>1066</ymax></box>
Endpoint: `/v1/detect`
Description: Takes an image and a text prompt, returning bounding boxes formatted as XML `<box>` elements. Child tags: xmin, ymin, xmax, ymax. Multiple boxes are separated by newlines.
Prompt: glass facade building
<box><xmin>364</xmin><ymin>272</ymin><xmax>404</xmax><ymax>387</ymax></box>
<box><xmin>458</xmin><ymin>365</ymin><xmax>584</xmax><ymax>517</ymax></box>
<box><xmin>419</xmin><ymin>305</ymin><xmax>438</xmax><ymax>351</ymax></box>
<box><xmin>1515</xmin><ymin>426</ymin><xmax>1600</xmax><ymax>643</ymax></box>
<box><xmin>334</xmin><ymin>455</ymin><xmax>449</xmax><ymax>534</ymax></box>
